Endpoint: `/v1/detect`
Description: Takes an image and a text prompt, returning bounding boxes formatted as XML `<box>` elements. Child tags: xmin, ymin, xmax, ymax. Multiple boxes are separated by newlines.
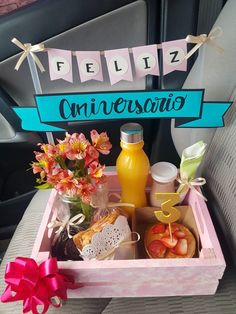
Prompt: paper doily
<box><xmin>80</xmin><ymin>215</ymin><xmax>131</xmax><ymax>260</ymax></box>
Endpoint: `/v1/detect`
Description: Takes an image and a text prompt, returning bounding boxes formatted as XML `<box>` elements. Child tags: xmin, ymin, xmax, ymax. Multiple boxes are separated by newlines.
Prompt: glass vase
<box><xmin>60</xmin><ymin>194</ymin><xmax>92</xmax><ymax>229</ymax></box>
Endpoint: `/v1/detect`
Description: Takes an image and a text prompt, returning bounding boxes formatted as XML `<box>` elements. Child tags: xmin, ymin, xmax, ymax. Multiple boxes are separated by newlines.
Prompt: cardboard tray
<box><xmin>31</xmin><ymin>171</ymin><xmax>226</xmax><ymax>298</ymax></box>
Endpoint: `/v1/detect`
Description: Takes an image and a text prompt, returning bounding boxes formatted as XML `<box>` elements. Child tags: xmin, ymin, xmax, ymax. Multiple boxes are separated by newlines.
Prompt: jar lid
<box><xmin>151</xmin><ymin>162</ymin><xmax>178</xmax><ymax>183</ymax></box>
<box><xmin>120</xmin><ymin>123</ymin><xmax>143</xmax><ymax>143</ymax></box>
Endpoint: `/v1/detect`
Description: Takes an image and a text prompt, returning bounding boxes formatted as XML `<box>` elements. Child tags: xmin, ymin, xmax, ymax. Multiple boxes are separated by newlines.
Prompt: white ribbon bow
<box><xmin>177</xmin><ymin>177</ymin><xmax>207</xmax><ymax>201</ymax></box>
<box><xmin>12</xmin><ymin>37</ymin><xmax>45</xmax><ymax>72</ymax></box>
<box><xmin>184</xmin><ymin>26</ymin><xmax>224</xmax><ymax>60</ymax></box>
<box><xmin>47</xmin><ymin>213</ymin><xmax>85</xmax><ymax>239</ymax></box>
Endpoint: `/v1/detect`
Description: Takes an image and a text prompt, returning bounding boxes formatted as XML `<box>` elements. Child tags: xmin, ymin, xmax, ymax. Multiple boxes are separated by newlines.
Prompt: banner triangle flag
<box><xmin>132</xmin><ymin>44</ymin><xmax>159</xmax><ymax>78</ymax></box>
<box><xmin>47</xmin><ymin>48</ymin><xmax>73</xmax><ymax>83</ymax></box>
<box><xmin>75</xmin><ymin>51</ymin><xmax>103</xmax><ymax>82</ymax></box>
<box><xmin>104</xmin><ymin>48</ymin><xmax>133</xmax><ymax>85</ymax></box>
<box><xmin>162</xmin><ymin>39</ymin><xmax>187</xmax><ymax>75</ymax></box>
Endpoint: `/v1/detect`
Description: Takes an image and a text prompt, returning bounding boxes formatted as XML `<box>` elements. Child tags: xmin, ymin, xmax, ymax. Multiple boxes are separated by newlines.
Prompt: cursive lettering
<box><xmin>59</xmin><ymin>93</ymin><xmax>187</xmax><ymax>120</ymax></box>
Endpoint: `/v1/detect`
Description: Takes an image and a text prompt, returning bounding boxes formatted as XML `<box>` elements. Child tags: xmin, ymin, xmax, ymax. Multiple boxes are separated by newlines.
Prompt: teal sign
<box><xmin>13</xmin><ymin>90</ymin><xmax>232</xmax><ymax>131</ymax></box>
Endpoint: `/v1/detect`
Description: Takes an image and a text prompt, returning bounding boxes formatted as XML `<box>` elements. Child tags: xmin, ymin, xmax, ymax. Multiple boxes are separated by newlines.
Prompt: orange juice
<box><xmin>116</xmin><ymin>123</ymin><xmax>150</xmax><ymax>217</ymax></box>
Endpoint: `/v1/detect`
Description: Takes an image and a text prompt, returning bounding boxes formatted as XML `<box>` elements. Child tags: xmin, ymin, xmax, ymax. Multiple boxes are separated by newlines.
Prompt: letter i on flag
<box><xmin>47</xmin><ymin>48</ymin><xmax>73</xmax><ymax>82</ymax></box>
<box><xmin>75</xmin><ymin>51</ymin><xmax>103</xmax><ymax>82</ymax></box>
<box><xmin>132</xmin><ymin>44</ymin><xmax>160</xmax><ymax>78</ymax></box>
<box><xmin>161</xmin><ymin>39</ymin><xmax>187</xmax><ymax>75</ymax></box>
<box><xmin>104</xmin><ymin>48</ymin><xmax>133</xmax><ymax>85</ymax></box>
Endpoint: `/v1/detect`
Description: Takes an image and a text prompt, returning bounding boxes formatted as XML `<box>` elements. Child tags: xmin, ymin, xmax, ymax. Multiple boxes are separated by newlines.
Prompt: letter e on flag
<box><xmin>75</xmin><ymin>51</ymin><xmax>103</xmax><ymax>82</ymax></box>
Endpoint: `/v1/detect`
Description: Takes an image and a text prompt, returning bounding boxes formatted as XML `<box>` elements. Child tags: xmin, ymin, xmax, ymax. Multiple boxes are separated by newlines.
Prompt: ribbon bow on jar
<box><xmin>48</xmin><ymin>213</ymin><xmax>86</xmax><ymax>239</ymax></box>
<box><xmin>177</xmin><ymin>176</ymin><xmax>207</xmax><ymax>201</ymax></box>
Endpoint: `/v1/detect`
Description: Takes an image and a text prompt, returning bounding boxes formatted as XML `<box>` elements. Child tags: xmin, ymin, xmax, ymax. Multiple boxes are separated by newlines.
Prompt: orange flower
<box><xmin>89</xmin><ymin>161</ymin><xmax>105</xmax><ymax>179</ymax></box>
<box><xmin>38</xmin><ymin>143</ymin><xmax>59</xmax><ymax>156</ymax></box>
<box><xmin>61</xmin><ymin>132</ymin><xmax>89</xmax><ymax>160</ymax></box>
<box><xmin>77</xmin><ymin>178</ymin><xmax>96</xmax><ymax>204</ymax></box>
<box><xmin>48</xmin><ymin>169</ymin><xmax>76</xmax><ymax>195</ymax></box>
<box><xmin>90</xmin><ymin>130</ymin><xmax>112</xmax><ymax>155</ymax></box>
<box><xmin>84</xmin><ymin>145</ymin><xmax>99</xmax><ymax>167</ymax></box>
<box><xmin>34</xmin><ymin>152</ymin><xmax>56</xmax><ymax>174</ymax></box>
<box><xmin>32</xmin><ymin>130</ymin><xmax>111</xmax><ymax>202</ymax></box>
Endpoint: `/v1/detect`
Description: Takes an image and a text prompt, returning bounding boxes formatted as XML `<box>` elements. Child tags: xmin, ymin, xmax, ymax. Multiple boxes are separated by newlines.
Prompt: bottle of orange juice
<box><xmin>116</xmin><ymin>123</ymin><xmax>150</xmax><ymax>217</ymax></box>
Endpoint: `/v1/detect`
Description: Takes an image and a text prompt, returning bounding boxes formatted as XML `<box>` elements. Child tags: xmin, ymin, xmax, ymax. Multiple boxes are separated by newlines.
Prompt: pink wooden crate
<box><xmin>31</xmin><ymin>171</ymin><xmax>225</xmax><ymax>298</ymax></box>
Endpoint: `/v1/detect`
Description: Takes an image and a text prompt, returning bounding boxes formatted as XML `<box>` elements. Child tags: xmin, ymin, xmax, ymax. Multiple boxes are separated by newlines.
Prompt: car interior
<box><xmin>0</xmin><ymin>0</ymin><xmax>236</xmax><ymax>313</ymax></box>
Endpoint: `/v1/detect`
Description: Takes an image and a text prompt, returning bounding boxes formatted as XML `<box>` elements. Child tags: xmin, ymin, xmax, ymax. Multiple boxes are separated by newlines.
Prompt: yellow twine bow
<box><xmin>11</xmin><ymin>37</ymin><xmax>45</xmax><ymax>72</ymax></box>
<box><xmin>47</xmin><ymin>213</ymin><xmax>85</xmax><ymax>239</ymax></box>
<box><xmin>177</xmin><ymin>177</ymin><xmax>207</xmax><ymax>201</ymax></box>
<box><xmin>184</xmin><ymin>26</ymin><xmax>224</xmax><ymax>60</ymax></box>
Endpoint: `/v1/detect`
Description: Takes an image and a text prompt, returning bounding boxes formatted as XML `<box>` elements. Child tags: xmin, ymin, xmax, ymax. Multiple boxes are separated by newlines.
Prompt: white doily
<box><xmin>80</xmin><ymin>215</ymin><xmax>131</xmax><ymax>260</ymax></box>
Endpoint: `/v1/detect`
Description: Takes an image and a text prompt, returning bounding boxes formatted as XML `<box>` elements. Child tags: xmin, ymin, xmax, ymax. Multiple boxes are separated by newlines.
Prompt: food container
<box><xmin>31</xmin><ymin>170</ymin><xmax>225</xmax><ymax>297</ymax></box>
<box><xmin>150</xmin><ymin>162</ymin><xmax>178</xmax><ymax>206</ymax></box>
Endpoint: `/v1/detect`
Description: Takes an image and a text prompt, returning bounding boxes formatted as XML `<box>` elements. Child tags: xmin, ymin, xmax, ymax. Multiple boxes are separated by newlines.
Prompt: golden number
<box><xmin>154</xmin><ymin>193</ymin><xmax>181</xmax><ymax>224</ymax></box>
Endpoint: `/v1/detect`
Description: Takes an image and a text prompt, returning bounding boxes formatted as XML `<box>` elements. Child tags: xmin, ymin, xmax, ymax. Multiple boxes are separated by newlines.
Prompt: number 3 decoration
<box><xmin>154</xmin><ymin>193</ymin><xmax>181</xmax><ymax>224</ymax></box>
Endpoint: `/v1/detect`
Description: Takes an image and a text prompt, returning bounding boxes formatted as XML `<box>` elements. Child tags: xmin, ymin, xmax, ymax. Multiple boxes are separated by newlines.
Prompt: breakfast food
<box><xmin>51</xmin><ymin>227</ymin><xmax>82</xmax><ymax>261</ymax></box>
<box><xmin>73</xmin><ymin>210</ymin><xmax>120</xmax><ymax>250</ymax></box>
<box><xmin>145</xmin><ymin>222</ymin><xmax>196</xmax><ymax>258</ymax></box>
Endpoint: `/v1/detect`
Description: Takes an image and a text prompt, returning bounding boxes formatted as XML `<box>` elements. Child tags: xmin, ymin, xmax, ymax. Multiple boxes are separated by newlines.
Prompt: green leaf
<box><xmin>35</xmin><ymin>183</ymin><xmax>53</xmax><ymax>190</ymax></box>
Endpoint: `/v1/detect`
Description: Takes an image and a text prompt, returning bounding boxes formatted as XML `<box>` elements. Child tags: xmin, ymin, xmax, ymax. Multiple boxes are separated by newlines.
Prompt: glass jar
<box><xmin>90</xmin><ymin>180</ymin><xmax>110</xmax><ymax>224</ymax></box>
<box><xmin>150</xmin><ymin>162</ymin><xmax>178</xmax><ymax>207</ymax></box>
<box><xmin>60</xmin><ymin>194</ymin><xmax>92</xmax><ymax>228</ymax></box>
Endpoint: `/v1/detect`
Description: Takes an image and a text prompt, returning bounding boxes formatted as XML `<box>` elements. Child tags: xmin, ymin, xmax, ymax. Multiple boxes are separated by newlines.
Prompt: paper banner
<box><xmin>132</xmin><ymin>45</ymin><xmax>159</xmax><ymax>78</ymax></box>
<box><xmin>104</xmin><ymin>48</ymin><xmax>133</xmax><ymax>85</ymax></box>
<box><xmin>162</xmin><ymin>39</ymin><xmax>187</xmax><ymax>75</ymax></box>
<box><xmin>75</xmin><ymin>51</ymin><xmax>103</xmax><ymax>82</ymax></box>
<box><xmin>13</xmin><ymin>90</ymin><xmax>232</xmax><ymax>131</ymax></box>
<box><xmin>13</xmin><ymin>107</ymin><xmax>65</xmax><ymax>131</ymax></box>
<box><xmin>47</xmin><ymin>48</ymin><xmax>73</xmax><ymax>83</ymax></box>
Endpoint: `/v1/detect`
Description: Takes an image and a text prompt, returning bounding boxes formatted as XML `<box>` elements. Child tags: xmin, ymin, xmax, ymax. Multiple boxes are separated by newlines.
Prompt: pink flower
<box><xmin>90</xmin><ymin>130</ymin><xmax>112</xmax><ymax>155</ymax></box>
<box><xmin>38</xmin><ymin>143</ymin><xmax>59</xmax><ymax>156</ymax></box>
<box><xmin>32</xmin><ymin>163</ymin><xmax>46</xmax><ymax>180</ymax></box>
<box><xmin>48</xmin><ymin>169</ymin><xmax>76</xmax><ymax>195</ymax></box>
<box><xmin>84</xmin><ymin>145</ymin><xmax>99</xmax><ymax>167</ymax></box>
<box><xmin>32</xmin><ymin>163</ymin><xmax>43</xmax><ymax>174</ymax></box>
<box><xmin>77</xmin><ymin>178</ymin><xmax>96</xmax><ymax>204</ymax></box>
<box><xmin>33</xmin><ymin>151</ymin><xmax>56</xmax><ymax>174</ymax></box>
<box><xmin>32</xmin><ymin>130</ymin><xmax>111</xmax><ymax>201</ymax></box>
<box><xmin>60</xmin><ymin>133</ymin><xmax>89</xmax><ymax>160</ymax></box>
<box><xmin>56</xmin><ymin>132</ymin><xmax>72</xmax><ymax>144</ymax></box>
<box><xmin>88</xmin><ymin>161</ymin><xmax>105</xmax><ymax>179</ymax></box>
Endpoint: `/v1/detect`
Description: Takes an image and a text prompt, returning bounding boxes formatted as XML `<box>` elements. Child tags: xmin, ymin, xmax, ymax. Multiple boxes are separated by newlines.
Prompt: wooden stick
<box><xmin>168</xmin><ymin>223</ymin><xmax>173</xmax><ymax>242</ymax></box>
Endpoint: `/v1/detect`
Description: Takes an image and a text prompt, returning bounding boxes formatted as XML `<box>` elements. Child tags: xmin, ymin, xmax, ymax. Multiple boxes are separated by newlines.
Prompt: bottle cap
<box><xmin>120</xmin><ymin>123</ymin><xmax>143</xmax><ymax>143</ymax></box>
<box><xmin>151</xmin><ymin>162</ymin><xmax>178</xmax><ymax>183</ymax></box>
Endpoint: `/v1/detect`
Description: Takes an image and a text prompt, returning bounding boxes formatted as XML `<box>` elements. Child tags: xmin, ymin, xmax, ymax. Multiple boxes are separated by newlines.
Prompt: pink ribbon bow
<box><xmin>1</xmin><ymin>257</ymin><xmax>79</xmax><ymax>314</ymax></box>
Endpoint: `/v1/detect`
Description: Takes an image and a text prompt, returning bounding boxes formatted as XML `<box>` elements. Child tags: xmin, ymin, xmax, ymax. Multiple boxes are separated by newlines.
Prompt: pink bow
<box><xmin>1</xmin><ymin>257</ymin><xmax>79</xmax><ymax>314</ymax></box>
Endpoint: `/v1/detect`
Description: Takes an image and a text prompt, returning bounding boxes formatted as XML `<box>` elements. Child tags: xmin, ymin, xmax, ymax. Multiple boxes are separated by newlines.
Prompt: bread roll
<box><xmin>73</xmin><ymin>210</ymin><xmax>120</xmax><ymax>250</ymax></box>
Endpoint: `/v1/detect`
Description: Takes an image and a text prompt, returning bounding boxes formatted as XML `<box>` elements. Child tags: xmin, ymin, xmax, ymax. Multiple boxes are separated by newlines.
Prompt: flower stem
<box><xmin>80</xmin><ymin>201</ymin><xmax>92</xmax><ymax>221</ymax></box>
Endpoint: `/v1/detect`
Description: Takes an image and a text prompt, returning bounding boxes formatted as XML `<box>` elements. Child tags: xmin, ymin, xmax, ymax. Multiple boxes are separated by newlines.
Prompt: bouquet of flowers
<box><xmin>31</xmin><ymin>130</ymin><xmax>112</xmax><ymax>221</ymax></box>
